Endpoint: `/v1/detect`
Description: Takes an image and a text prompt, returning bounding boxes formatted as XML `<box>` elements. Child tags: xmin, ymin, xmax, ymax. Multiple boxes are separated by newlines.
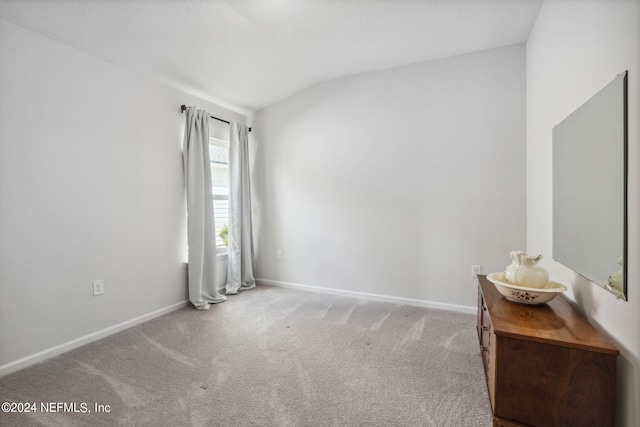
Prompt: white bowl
<box><xmin>487</xmin><ymin>272</ymin><xmax>567</xmax><ymax>305</ymax></box>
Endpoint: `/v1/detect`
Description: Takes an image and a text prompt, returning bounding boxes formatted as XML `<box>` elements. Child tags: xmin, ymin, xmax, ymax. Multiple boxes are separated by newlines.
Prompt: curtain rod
<box><xmin>181</xmin><ymin>105</ymin><xmax>251</xmax><ymax>132</ymax></box>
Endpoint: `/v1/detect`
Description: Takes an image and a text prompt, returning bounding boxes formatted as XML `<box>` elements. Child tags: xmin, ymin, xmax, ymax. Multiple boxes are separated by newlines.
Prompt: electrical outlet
<box><xmin>471</xmin><ymin>265</ymin><xmax>482</xmax><ymax>278</ymax></box>
<box><xmin>93</xmin><ymin>279</ymin><xmax>104</xmax><ymax>296</ymax></box>
<box><xmin>276</xmin><ymin>250</ymin><xmax>283</xmax><ymax>260</ymax></box>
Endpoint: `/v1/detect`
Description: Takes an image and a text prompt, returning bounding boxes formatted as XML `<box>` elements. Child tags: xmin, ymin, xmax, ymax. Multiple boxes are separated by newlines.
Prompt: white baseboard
<box><xmin>256</xmin><ymin>278</ymin><xmax>476</xmax><ymax>314</ymax></box>
<box><xmin>1</xmin><ymin>282</ymin><xmax>475</xmax><ymax>376</ymax></box>
<box><xmin>0</xmin><ymin>300</ymin><xmax>188</xmax><ymax>377</ymax></box>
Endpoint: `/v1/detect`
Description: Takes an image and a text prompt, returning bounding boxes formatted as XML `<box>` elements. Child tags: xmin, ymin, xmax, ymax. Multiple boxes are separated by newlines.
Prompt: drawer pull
<box><xmin>482</xmin><ymin>326</ymin><xmax>489</xmax><ymax>331</ymax></box>
<box><xmin>482</xmin><ymin>346</ymin><xmax>489</xmax><ymax>352</ymax></box>
<box><xmin>482</xmin><ymin>306</ymin><xmax>487</xmax><ymax>311</ymax></box>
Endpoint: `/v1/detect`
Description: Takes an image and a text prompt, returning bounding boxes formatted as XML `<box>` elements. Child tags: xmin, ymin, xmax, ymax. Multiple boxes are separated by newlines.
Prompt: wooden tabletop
<box><xmin>479</xmin><ymin>275</ymin><xmax>619</xmax><ymax>355</ymax></box>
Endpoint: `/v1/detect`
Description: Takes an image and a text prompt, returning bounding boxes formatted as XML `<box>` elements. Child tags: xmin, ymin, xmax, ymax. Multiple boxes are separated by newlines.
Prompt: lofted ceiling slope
<box><xmin>0</xmin><ymin>0</ymin><xmax>543</xmax><ymax>113</ymax></box>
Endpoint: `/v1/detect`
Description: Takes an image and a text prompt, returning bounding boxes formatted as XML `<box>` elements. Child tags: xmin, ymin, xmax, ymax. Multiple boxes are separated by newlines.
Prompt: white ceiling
<box><xmin>0</xmin><ymin>0</ymin><xmax>543</xmax><ymax>113</ymax></box>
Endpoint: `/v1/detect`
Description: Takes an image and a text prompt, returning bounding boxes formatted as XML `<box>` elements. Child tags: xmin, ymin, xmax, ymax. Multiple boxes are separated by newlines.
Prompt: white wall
<box><xmin>0</xmin><ymin>20</ymin><xmax>245</xmax><ymax>372</ymax></box>
<box><xmin>526</xmin><ymin>1</ymin><xmax>640</xmax><ymax>426</ymax></box>
<box><xmin>252</xmin><ymin>44</ymin><xmax>526</xmax><ymax>309</ymax></box>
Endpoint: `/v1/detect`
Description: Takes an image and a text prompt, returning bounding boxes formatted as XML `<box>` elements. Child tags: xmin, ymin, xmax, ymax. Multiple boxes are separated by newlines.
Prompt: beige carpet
<box><xmin>0</xmin><ymin>285</ymin><xmax>491</xmax><ymax>426</ymax></box>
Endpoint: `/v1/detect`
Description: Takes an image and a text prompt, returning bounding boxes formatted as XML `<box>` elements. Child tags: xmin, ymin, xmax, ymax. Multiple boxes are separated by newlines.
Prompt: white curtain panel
<box><xmin>183</xmin><ymin>107</ymin><xmax>227</xmax><ymax>309</ymax></box>
<box><xmin>226</xmin><ymin>122</ymin><xmax>256</xmax><ymax>294</ymax></box>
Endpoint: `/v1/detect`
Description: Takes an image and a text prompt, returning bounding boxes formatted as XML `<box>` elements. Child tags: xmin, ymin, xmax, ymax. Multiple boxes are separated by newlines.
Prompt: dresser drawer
<box><xmin>477</xmin><ymin>287</ymin><xmax>493</xmax><ymax>399</ymax></box>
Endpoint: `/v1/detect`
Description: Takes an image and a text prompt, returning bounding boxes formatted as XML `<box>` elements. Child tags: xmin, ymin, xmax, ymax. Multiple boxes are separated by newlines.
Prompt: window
<box><xmin>210</xmin><ymin>137</ymin><xmax>229</xmax><ymax>254</ymax></box>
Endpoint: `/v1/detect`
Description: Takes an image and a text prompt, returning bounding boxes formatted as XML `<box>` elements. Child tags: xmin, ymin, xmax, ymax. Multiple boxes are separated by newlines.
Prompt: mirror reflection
<box><xmin>552</xmin><ymin>71</ymin><xmax>627</xmax><ymax>300</ymax></box>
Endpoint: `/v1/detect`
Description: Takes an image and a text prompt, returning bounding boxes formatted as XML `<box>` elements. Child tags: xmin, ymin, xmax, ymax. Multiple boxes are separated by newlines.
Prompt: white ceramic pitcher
<box><xmin>505</xmin><ymin>250</ymin><xmax>549</xmax><ymax>289</ymax></box>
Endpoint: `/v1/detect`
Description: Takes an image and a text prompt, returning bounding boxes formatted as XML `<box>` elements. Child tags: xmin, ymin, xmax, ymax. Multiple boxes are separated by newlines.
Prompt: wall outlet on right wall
<box><xmin>471</xmin><ymin>265</ymin><xmax>483</xmax><ymax>278</ymax></box>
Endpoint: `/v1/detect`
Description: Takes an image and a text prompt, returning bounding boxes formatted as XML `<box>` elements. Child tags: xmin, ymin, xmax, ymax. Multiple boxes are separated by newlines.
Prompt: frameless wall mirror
<box><xmin>553</xmin><ymin>71</ymin><xmax>628</xmax><ymax>300</ymax></box>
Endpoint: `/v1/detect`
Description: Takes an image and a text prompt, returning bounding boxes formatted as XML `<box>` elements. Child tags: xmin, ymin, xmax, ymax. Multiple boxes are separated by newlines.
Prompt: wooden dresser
<box><xmin>477</xmin><ymin>275</ymin><xmax>618</xmax><ymax>427</ymax></box>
